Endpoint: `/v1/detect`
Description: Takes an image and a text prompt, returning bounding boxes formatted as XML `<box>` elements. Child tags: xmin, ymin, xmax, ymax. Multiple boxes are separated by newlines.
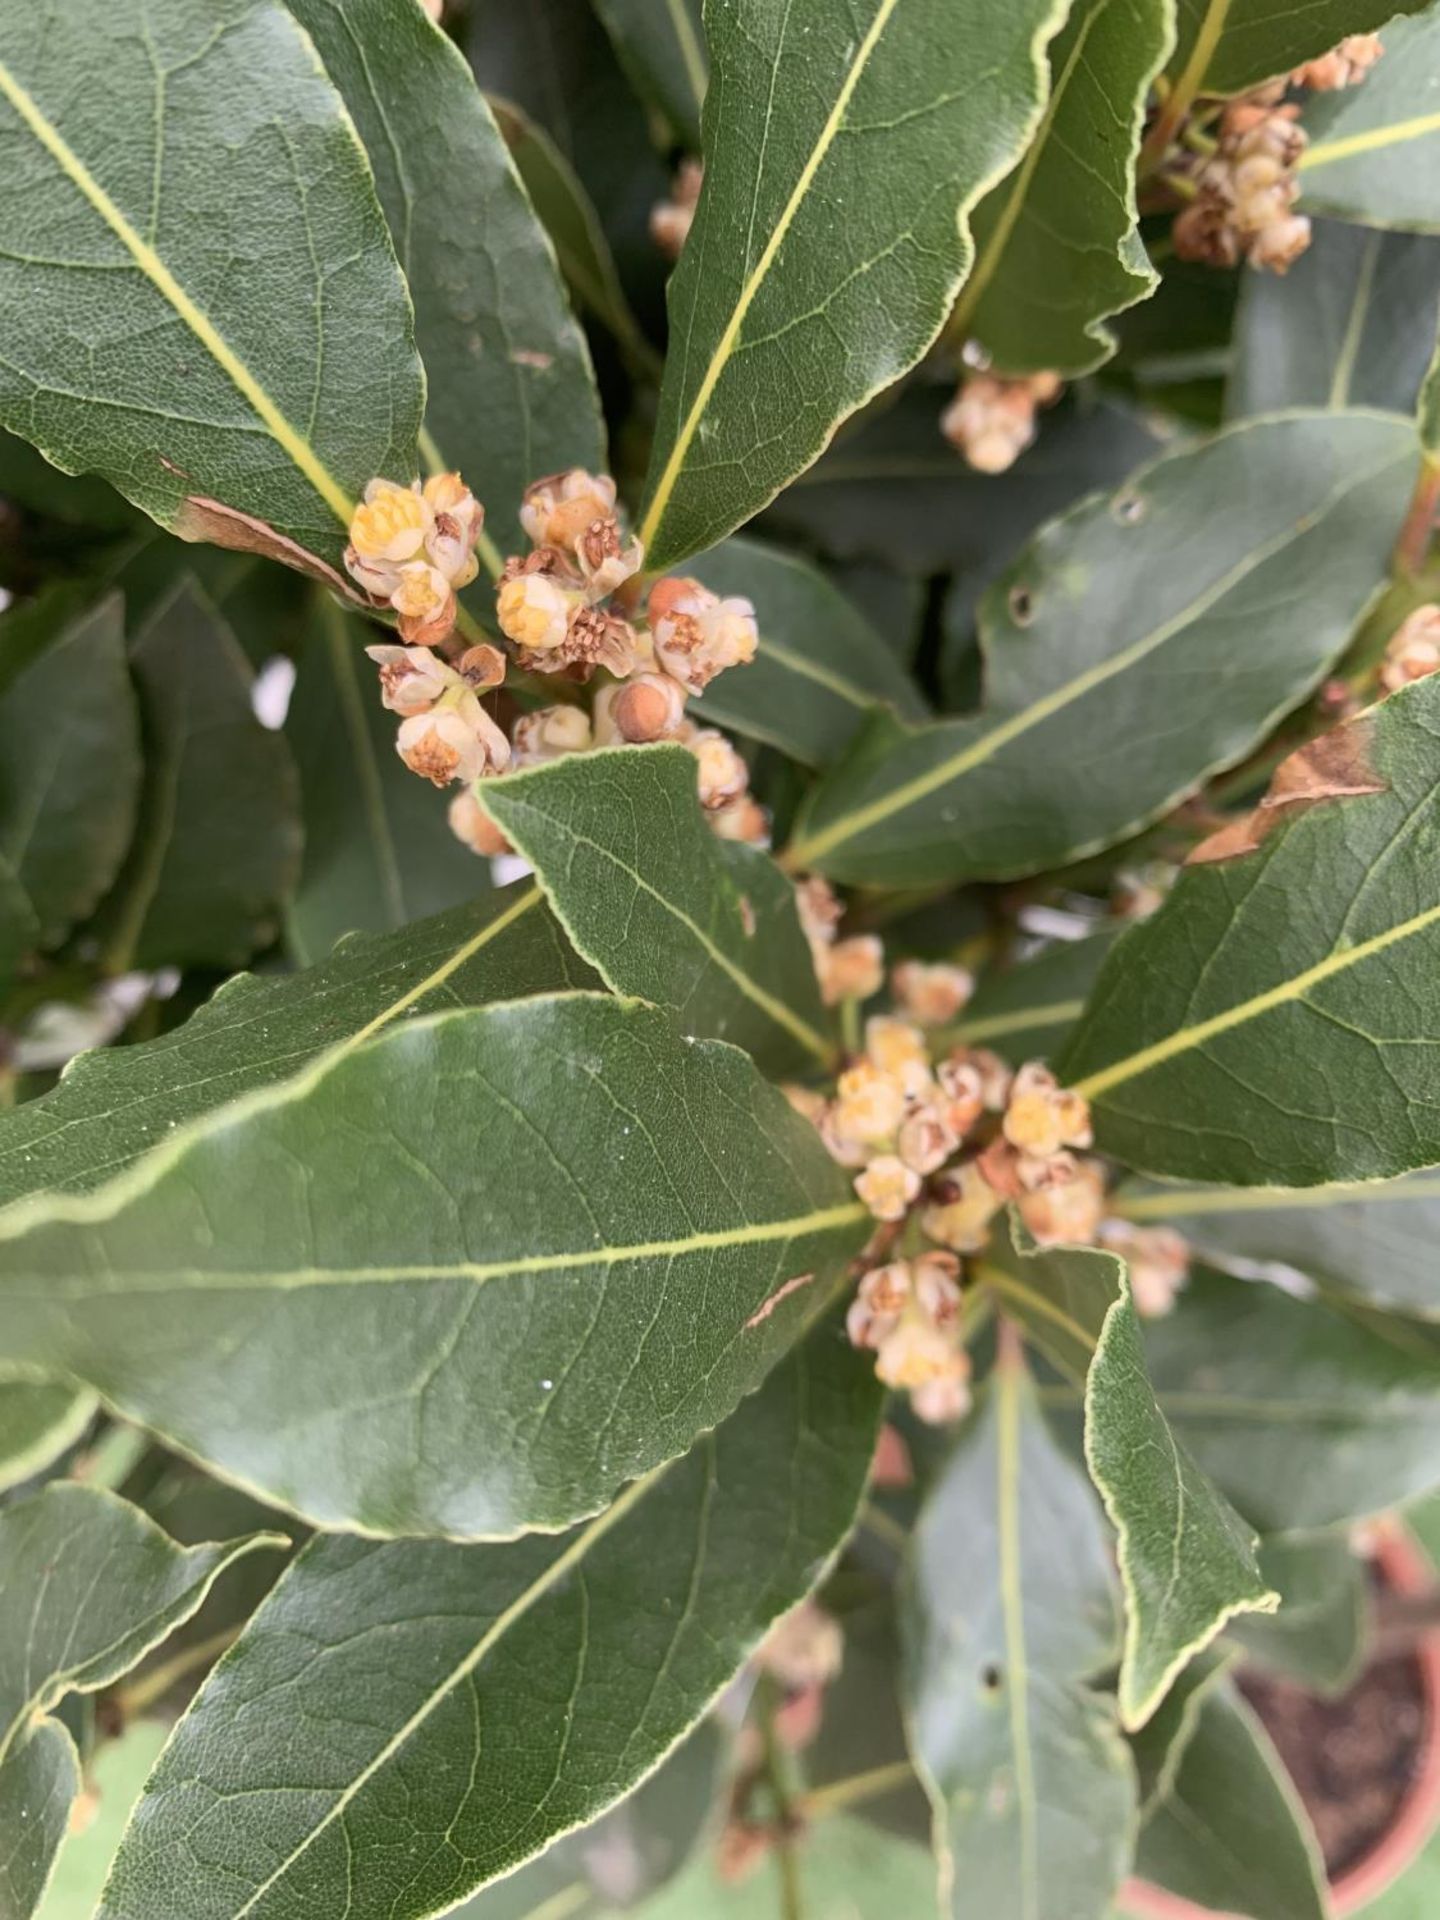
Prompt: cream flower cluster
<box><xmin>650</xmin><ymin>158</ymin><xmax>703</xmax><ymax>260</ymax></box>
<box><xmin>345</xmin><ymin>474</ymin><xmax>486</xmax><ymax>647</ymax></box>
<box><xmin>941</xmin><ymin>371</ymin><xmax>1062</xmax><ymax>474</ymax></box>
<box><xmin>1174</xmin><ymin>97</ymin><xmax>1312</xmax><ymax>274</ymax></box>
<box><xmin>366</xmin><ymin>642</ymin><xmax>509</xmax><ymax>789</ymax></box>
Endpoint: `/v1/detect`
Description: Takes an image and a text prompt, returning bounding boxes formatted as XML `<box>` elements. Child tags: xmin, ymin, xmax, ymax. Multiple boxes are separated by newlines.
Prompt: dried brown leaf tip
<box><xmin>1189</xmin><ymin>715</ymin><xmax>1387</xmax><ymax>865</ymax></box>
<box><xmin>176</xmin><ymin>495</ymin><xmax>367</xmax><ymax>602</ymax></box>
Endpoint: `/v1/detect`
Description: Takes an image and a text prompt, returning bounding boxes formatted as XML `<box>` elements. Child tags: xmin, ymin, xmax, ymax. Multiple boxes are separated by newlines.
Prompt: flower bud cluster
<box><xmin>795</xmin><ymin>875</ymin><xmax>885</xmax><ymax>1007</ymax></box>
<box><xmin>941</xmin><ymin>371</ymin><xmax>1063</xmax><ymax>474</ymax></box>
<box><xmin>1380</xmin><ymin>603</ymin><xmax>1440</xmax><ymax>695</ymax></box>
<box><xmin>1291</xmin><ymin>33</ymin><xmax>1382</xmax><ymax>91</ymax></box>
<box><xmin>847</xmin><ymin>1251</ymin><xmax>972</xmax><ymax>1424</ymax></box>
<box><xmin>366</xmin><ymin>642</ymin><xmax>510</xmax><ymax>789</ymax></box>
<box><xmin>346</xmin><ymin>474</ymin><xmax>486</xmax><ymax>646</ymax></box>
<box><xmin>1173</xmin><ymin>98</ymin><xmax>1310</xmax><ymax>273</ymax></box>
<box><xmin>650</xmin><ymin>158</ymin><xmax>703</xmax><ymax>259</ymax></box>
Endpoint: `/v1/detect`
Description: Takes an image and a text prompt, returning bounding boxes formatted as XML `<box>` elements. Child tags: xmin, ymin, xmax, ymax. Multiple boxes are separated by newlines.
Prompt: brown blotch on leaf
<box><xmin>1189</xmin><ymin>714</ymin><xmax>1387</xmax><ymax>865</ymax></box>
<box><xmin>175</xmin><ymin>496</ymin><xmax>368</xmax><ymax>604</ymax></box>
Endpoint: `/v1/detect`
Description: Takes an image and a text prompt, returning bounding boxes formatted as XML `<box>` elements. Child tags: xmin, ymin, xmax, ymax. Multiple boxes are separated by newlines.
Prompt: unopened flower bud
<box><xmin>349</xmin><ymin>478</ymin><xmax>429</xmax><ymax>566</ymax></box>
<box><xmin>650</xmin><ymin>157</ymin><xmax>703</xmax><ymax>259</ymax></box>
<box><xmin>366</xmin><ymin>643</ymin><xmax>455</xmax><ymax>716</ymax></box>
<box><xmin>1381</xmin><ymin>604</ymin><xmax>1440</xmax><ymax>693</ymax></box>
<box><xmin>511</xmin><ymin>703</ymin><xmax>594</xmax><ymax>766</ymax></box>
<box><xmin>897</xmin><ymin>1103</ymin><xmax>959</xmax><ymax>1176</ymax></box>
<box><xmin>864</xmin><ymin>1016</ymin><xmax>932</xmax><ymax>1096</ymax></box>
<box><xmin>818</xmin><ymin>935</ymin><xmax>885</xmax><ymax>1007</ymax></box>
<box><xmin>874</xmin><ymin>1317</ymin><xmax>961</xmax><ymax>1390</ymax></box>
<box><xmin>689</xmin><ymin>728</ymin><xmax>750</xmax><ymax>809</ymax></box>
<box><xmin>940</xmin><ymin>374</ymin><xmax>1056</xmax><ymax>475</ymax></box>
<box><xmin>709</xmin><ymin>794</ymin><xmax>771</xmax><ymax>845</ymax></box>
<box><xmin>391</xmin><ymin>561</ymin><xmax>458</xmax><ymax>647</ymax></box>
<box><xmin>612</xmin><ymin>672</ymin><xmax>688</xmax><ymax>742</ymax></box>
<box><xmin>397</xmin><ymin>702</ymin><xmax>508</xmax><ymax>786</ymax></box>
<box><xmin>935</xmin><ymin>1057</ymin><xmax>985</xmax><ymax>1137</ymax></box>
<box><xmin>846</xmin><ymin>1260</ymin><xmax>911</xmax><ymax>1349</ymax></box>
<box><xmin>1098</xmin><ymin>1220</ymin><xmax>1191</xmax><ymax>1318</ymax></box>
<box><xmin>910</xmin><ymin>1369</ymin><xmax>972</xmax><ymax>1425</ymax></box>
<box><xmin>950</xmin><ymin>1046</ymin><xmax>1013</xmax><ymax>1111</ymax></box>
<box><xmin>831</xmin><ymin>1060</ymin><xmax>907</xmax><ymax>1146</ymax></box>
<box><xmin>854</xmin><ymin>1154</ymin><xmax>921</xmax><ymax>1222</ymax></box>
<box><xmin>497</xmin><ymin>572</ymin><xmax>581</xmax><ymax>652</ymax></box>
<box><xmin>1016</xmin><ymin>1158</ymin><xmax>1107</xmax><ymax>1246</ymax></box>
<box><xmin>1003</xmin><ymin>1062</ymin><xmax>1093</xmax><ymax>1158</ymax></box>
<box><xmin>448</xmin><ymin>786</ymin><xmax>511</xmax><ymax>856</ymax></box>
<box><xmin>519</xmin><ymin>468</ymin><xmax>619</xmax><ymax>553</ymax></box>
<box><xmin>912</xmin><ymin>1249</ymin><xmax>962</xmax><ymax>1324</ymax></box>
<box><xmin>891</xmin><ymin>959</ymin><xmax>975</xmax><ymax>1027</ymax></box>
<box><xmin>922</xmin><ymin>1160</ymin><xmax>1002</xmax><ymax>1253</ymax></box>
<box><xmin>795</xmin><ymin>875</ymin><xmax>843</xmax><ymax>950</ymax></box>
<box><xmin>780</xmin><ymin>1083</ymin><xmax>828</xmax><ymax>1127</ymax></box>
<box><xmin>1247</xmin><ymin>213</ymin><xmax>1311</xmax><ymax>273</ymax></box>
<box><xmin>1293</xmin><ymin>33</ymin><xmax>1383</xmax><ymax>90</ymax></box>
<box><xmin>757</xmin><ymin>1598</ymin><xmax>843</xmax><ymax>1692</ymax></box>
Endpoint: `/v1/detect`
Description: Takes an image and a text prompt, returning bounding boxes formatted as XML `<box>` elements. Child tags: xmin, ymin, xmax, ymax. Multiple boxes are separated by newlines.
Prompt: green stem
<box><xmin>1393</xmin><ymin>457</ymin><xmax>1440</xmax><ymax>577</ymax></box>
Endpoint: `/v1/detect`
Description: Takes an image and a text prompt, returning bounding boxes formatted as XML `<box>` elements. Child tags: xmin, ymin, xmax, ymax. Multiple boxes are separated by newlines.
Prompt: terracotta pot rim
<box><xmin>1121</xmin><ymin>1517</ymin><xmax>1440</xmax><ymax>1920</ymax></box>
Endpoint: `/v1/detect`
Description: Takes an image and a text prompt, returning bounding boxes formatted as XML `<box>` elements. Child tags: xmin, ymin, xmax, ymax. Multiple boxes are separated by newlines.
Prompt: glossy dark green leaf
<box><xmin>987</xmin><ymin>1235</ymin><xmax>1276</xmax><ymax>1729</ymax></box>
<box><xmin>483</xmin><ymin>745</ymin><xmax>836</xmax><ymax>1075</ymax></box>
<box><xmin>1133</xmin><ymin>1681</ymin><xmax>1328</xmax><ymax>1920</ymax></box>
<box><xmin>631</xmin><ymin>1818</ymin><xmax>938</xmax><ymax>1919</ymax></box>
<box><xmin>787</xmin><ymin>414</ymin><xmax>1412</xmax><ymax>886</ymax></box>
<box><xmin>0</xmin><ymin>0</ymin><xmax>423</xmax><ymax>570</ymax></box>
<box><xmin>287</xmin><ymin>0</ymin><xmax>601</xmax><ymax>559</ymax></box>
<box><xmin>952</xmin><ymin>0</ymin><xmax>1171</xmax><ymax>377</ymax></box>
<box><xmin>1229</xmin><ymin>1535</ymin><xmax>1367</xmax><ymax>1692</ymax></box>
<box><xmin>489</xmin><ymin>95</ymin><xmax>657</xmax><ymax>377</ymax></box>
<box><xmin>592</xmin><ymin>0</ymin><xmax>706</xmax><ymax>149</ymax></box>
<box><xmin>1116</xmin><ymin>1172</ymin><xmax>1440</xmax><ymax>1320</ymax></box>
<box><xmin>765</xmin><ymin>387</ymin><xmax>1162</xmax><ymax>580</ymax></box>
<box><xmin>951</xmin><ymin>929</ymin><xmax>1120</xmax><ymax>1064</ymax></box>
<box><xmin>0</xmin><ymin>593</ymin><xmax>139</xmax><ymax>947</ymax></box>
<box><xmin>0</xmin><ymin>994</ymin><xmax>869</xmax><ymax>1537</ymax></box>
<box><xmin>1143</xmin><ymin>1267</ymin><xmax>1440</xmax><ymax>1531</ymax></box>
<box><xmin>1228</xmin><ymin>220</ymin><xmax>1440</xmax><ymax>419</ymax></box>
<box><xmin>1168</xmin><ymin>0</ymin><xmax>1426</xmax><ymax>96</ymax></box>
<box><xmin>284</xmin><ymin>598</ymin><xmax>494</xmax><ymax>963</ymax></box>
<box><xmin>99</xmin><ymin>1327</ymin><xmax>881</xmax><ymax>1920</ymax></box>
<box><xmin>1062</xmin><ymin>674</ymin><xmax>1440</xmax><ymax>1186</ymax></box>
<box><xmin>0</xmin><ymin>1483</ymin><xmax>280</xmax><ymax>1920</ymax></box>
<box><xmin>1126</xmin><ymin>1644</ymin><xmax>1233</xmax><ymax>1819</ymax></box>
<box><xmin>0</xmin><ymin>884</ymin><xmax>587</xmax><ymax>1211</ymax></box>
<box><xmin>1300</xmin><ymin>10</ymin><xmax>1440</xmax><ymax>233</ymax></box>
<box><xmin>904</xmin><ymin>1348</ymin><xmax>1135</xmax><ymax>1920</ymax></box>
<box><xmin>688</xmin><ymin>538</ymin><xmax>926</xmax><ymax>767</ymax></box>
<box><xmin>0</xmin><ymin>1381</ymin><xmax>96</xmax><ymax>1494</ymax></box>
<box><xmin>637</xmin><ymin>0</ymin><xmax>1071</xmax><ymax>569</ymax></box>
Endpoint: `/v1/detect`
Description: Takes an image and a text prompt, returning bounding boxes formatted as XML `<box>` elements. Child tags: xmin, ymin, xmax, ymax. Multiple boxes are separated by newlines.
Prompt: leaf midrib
<box><xmin>0</xmin><ymin>54</ymin><xmax>353</xmax><ymax>524</ymax></box>
<box><xmin>996</xmin><ymin>1358</ymin><xmax>1040</xmax><ymax>1920</ymax></box>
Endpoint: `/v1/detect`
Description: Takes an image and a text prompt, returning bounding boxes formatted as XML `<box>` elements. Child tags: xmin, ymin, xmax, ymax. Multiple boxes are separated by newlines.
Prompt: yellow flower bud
<box><xmin>853</xmin><ymin>1154</ymin><xmax>920</xmax><ymax>1222</ymax></box>
<box><xmin>496</xmin><ymin>573</ymin><xmax>580</xmax><ymax>652</ymax></box>
<box><xmin>350</xmin><ymin>479</ymin><xmax>429</xmax><ymax>565</ymax></box>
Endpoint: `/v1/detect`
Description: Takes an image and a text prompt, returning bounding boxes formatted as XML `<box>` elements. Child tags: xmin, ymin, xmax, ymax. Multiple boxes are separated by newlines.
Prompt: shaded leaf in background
<box><xmin>0</xmin><ymin>853</ymin><xmax>38</xmax><ymax>1002</ymax></box>
<box><xmin>1142</xmin><ymin>1267</ymin><xmax>1440</xmax><ymax>1532</ymax></box>
<box><xmin>96</xmin><ymin>578</ymin><xmax>301</xmax><ymax>971</ymax></box>
<box><xmin>0</xmin><ymin>884</ymin><xmax>588</xmax><ymax>1211</ymax></box>
<box><xmin>950</xmin><ymin>928</ymin><xmax>1120</xmax><ymax>1064</ymax></box>
<box><xmin>987</xmin><ymin>1235</ymin><xmax>1276</xmax><ymax>1728</ymax></box>
<box><xmin>1300</xmin><ymin>9</ymin><xmax>1440</xmax><ymax>234</ymax></box>
<box><xmin>1132</xmin><ymin>1680</ymin><xmax>1328</xmax><ymax>1920</ymax></box>
<box><xmin>631</xmin><ymin>1817</ymin><xmax>937</xmax><ymax>1919</ymax></box>
<box><xmin>285</xmin><ymin>598</ymin><xmax>492</xmax><ymax>962</ymax></box>
<box><xmin>1126</xmin><ymin>1644</ymin><xmax>1233</xmax><ymax>1818</ymax></box>
<box><xmin>688</xmin><ymin>537</ymin><xmax>926</xmax><ymax>767</ymax></box>
<box><xmin>0</xmin><ymin>1484</ymin><xmax>280</xmax><ymax>1920</ymax></box>
<box><xmin>787</xmin><ymin>413</ymin><xmax>1412</xmax><ymax>886</ymax></box>
<box><xmin>1167</xmin><ymin>0</ymin><xmax>1426</xmax><ymax>97</ymax></box>
<box><xmin>100</xmin><ymin>1326</ymin><xmax>881</xmax><ymax>1920</ymax></box>
<box><xmin>1228</xmin><ymin>220</ymin><xmax>1440</xmax><ymax>419</ymax></box>
<box><xmin>288</xmin><ymin>0</ymin><xmax>601</xmax><ymax>560</ymax></box>
<box><xmin>638</xmin><ymin>0</ymin><xmax>1071</xmax><ymax>568</ymax></box>
<box><xmin>951</xmin><ymin>0</ymin><xmax>1171</xmax><ymax>377</ymax></box>
<box><xmin>0</xmin><ymin>1380</ymin><xmax>96</xmax><ymax>1495</ymax></box>
<box><xmin>592</xmin><ymin>0</ymin><xmax>707</xmax><ymax>150</ymax></box>
<box><xmin>765</xmin><ymin>387</ymin><xmax>1162</xmax><ymax>581</ymax></box>
<box><xmin>483</xmin><ymin>746</ymin><xmax>836</xmax><ymax>1075</ymax></box>
<box><xmin>1116</xmin><ymin>1172</ymin><xmax>1440</xmax><ymax>1321</ymax></box>
<box><xmin>1229</xmin><ymin>1534</ymin><xmax>1367</xmax><ymax>1693</ymax></box>
<box><xmin>0</xmin><ymin>995</ymin><xmax>869</xmax><ymax>1537</ymax></box>
<box><xmin>0</xmin><ymin>0</ymin><xmax>423</xmax><ymax>570</ymax></box>
<box><xmin>33</xmin><ymin>1721</ymin><xmax>169</xmax><ymax>1920</ymax></box>
<box><xmin>1062</xmin><ymin>675</ymin><xmax>1440</xmax><ymax>1186</ymax></box>
<box><xmin>0</xmin><ymin>431</ymin><xmax>137</xmax><ymax>532</ymax></box>
<box><xmin>0</xmin><ymin>593</ymin><xmax>139</xmax><ymax>946</ymax></box>
<box><xmin>904</xmin><ymin>1344</ymin><xmax>1135</xmax><ymax>1920</ymax></box>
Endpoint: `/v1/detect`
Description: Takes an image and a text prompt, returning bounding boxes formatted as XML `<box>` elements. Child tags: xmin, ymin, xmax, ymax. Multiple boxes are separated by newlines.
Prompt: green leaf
<box><xmin>284</xmin><ymin>597</ymin><xmax>495</xmax><ymax>963</ymax></box>
<box><xmin>1300</xmin><ymin>9</ymin><xmax>1440</xmax><ymax>234</ymax></box>
<box><xmin>1228</xmin><ymin>221</ymin><xmax>1440</xmax><ymax>419</ymax></box>
<box><xmin>903</xmin><ymin>1346</ymin><xmax>1136</xmax><ymax>1920</ymax></box>
<box><xmin>0</xmin><ymin>0</ymin><xmax>424</xmax><ymax>571</ymax></box>
<box><xmin>765</xmin><ymin>386</ymin><xmax>1162</xmax><ymax>579</ymax></box>
<box><xmin>0</xmin><ymin>1483</ymin><xmax>281</xmax><ymax>1920</ymax></box>
<box><xmin>1061</xmin><ymin>673</ymin><xmax>1440</xmax><ymax>1186</ymax></box>
<box><xmin>0</xmin><ymin>855</ymin><xmax>39</xmax><ymax>1002</ymax></box>
<box><xmin>632</xmin><ymin>1817</ymin><xmax>938</xmax><ymax>1919</ymax></box>
<box><xmin>0</xmin><ymin>430</ymin><xmax>138</xmax><ymax>533</ymax></box>
<box><xmin>1133</xmin><ymin>1680</ymin><xmax>1328</xmax><ymax>1920</ymax></box>
<box><xmin>99</xmin><ymin>1326</ymin><xmax>881</xmax><ymax>1920</ymax></box>
<box><xmin>489</xmin><ymin>96</ymin><xmax>658</xmax><ymax>377</ymax></box>
<box><xmin>0</xmin><ymin>993</ymin><xmax>869</xmax><ymax>1537</ymax></box>
<box><xmin>787</xmin><ymin>413</ymin><xmax>1413</xmax><ymax>886</ymax></box>
<box><xmin>93</xmin><ymin>578</ymin><xmax>301</xmax><ymax>971</ymax></box>
<box><xmin>985</xmin><ymin>1235</ymin><xmax>1276</xmax><ymax>1729</ymax></box>
<box><xmin>0</xmin><ymin>1381</ymin><xmax>96</xmax><ymax>1494</ymax></box>
<box><xmin>950</xmin><ymin>0</ymin><xmax>1172</xmax><ymax>378</ymax></box>
<box><xmin>1142</xmin><ymin>1266</ymin><xmax>1440</xmax><ymax>1531</ymax></box>
<box><xmin>286</xmin><ymin>0</ymin><xmax>602</xmax><ymax>558</ymax></box>
<box><xmin>1126</xmin><ymin>1645</ymin><xmax>1233</xmax><ymax>1819</ymax></box>
<box><xmin>688</xmin><ymin>537</ymin><xmax>926</xmax><ymax>768</ymax></box>
<box><xmin>483</xmin><ymin>745</ymin><xmax>836</xmax><ymax>1074</ymax></box>
<box><xmin>1168</xmin><ymin>0</ymin><xmax>1427</xmax><ymax>96</ymax></box>
<box><xmin>592</xmin><ymin>0</ymin><xmax>707</xmax><ymax>150</ymax></box>
<box><xmin>1421</xmin><ymin>308</ymin><xmax>1440</xmax><ymax>462</ymax></box>
<box><xmin>33</xmin><ymin>1721</ymin><xmax>170</xmax><ymax>1920</ymax></box>
<box><xmin>1229</xmin><ymin>1535</ymin><xmax>1367</xmax><ymax>1693</ymax></box>
<box><xmin>0</xmin><ymin>884</ymin><xmax>588</xmax><ymax>1211</ymax></box>
<box><xmin>636</xmin><ymin>0</ymin><xmax>1072</xmax><ymax>570</ymax></box>
<box><xmin>0</xmin><ymin>592</ymin><xmax>139</xmax><ymax>947</ymax></box>
<box><xmin>1115</xmin><ymin>1172</ymin><xmax>1440</xmax><ymax>1320</ymax></box>
<box><xmin>951</xmin><ymin>929</ymin><xmax>1120</xmax><ymax>1064</ymax></box>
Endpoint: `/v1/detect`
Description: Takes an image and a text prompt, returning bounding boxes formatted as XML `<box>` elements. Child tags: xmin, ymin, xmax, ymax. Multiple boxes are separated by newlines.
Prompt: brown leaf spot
<box><xmin>1189</xmin><ymin>714</ymin><xmax>1387</xmax><ymax>865</ymax></box>
<box><xmin>744</xmin><ymin>1272</ymin><xmax>816</xmax><ymax>1330</ymax></box>
<box><xmin>510</xmin><ymin>349</ymin><xmax>554</xmax><ymax>370</ymax></box>
<box><xmin>175</xmin><ymin>496</ymin><xmax>368</xmax><ymax>604</ymax></box>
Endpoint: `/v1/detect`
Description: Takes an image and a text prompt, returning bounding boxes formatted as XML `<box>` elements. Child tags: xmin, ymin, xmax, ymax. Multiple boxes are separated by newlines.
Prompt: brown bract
<box><xmin>1189</xmin><ymin>714</ymin><xmax>1387</xmax><ymax>864</ymax></box>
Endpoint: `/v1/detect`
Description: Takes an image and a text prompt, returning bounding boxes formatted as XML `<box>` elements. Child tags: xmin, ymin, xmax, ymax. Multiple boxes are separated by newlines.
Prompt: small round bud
<box><xmin>709</xmin><ymin>794</ymin><xmax>770</xmax><ymax>845</ymax></box>
<box><xmin>1247</xmin><ymin>213</ymin><xmax>1311</xmax><ymax>274</ymax></box>
<box><xmin>854</xmin><ymin>1153</ymin><xmax>921</xmax><ymax>1222</ymax></box>
<box><xmin>496</xmin><ymin>573</ymin><xmax>580</xmax><ymax>652</ymax></box>
<box><xmin>689</xmin><ymin>728</ymin><xmax>750</xmax><ymax>809</ymax></box>
<box><xmin>891</xmin><ymin>960</ymin><xmax>975</xmax><ymax>1027</ymax></box>
<box><xmin>864</xmin><ymin>1015</ymin><xmax>932</xmax><ymax>1096</ymax></box>
<box><xmin>612</xmin><ymin>673</ymin><xmax>687</xmax><ymax>742</ymax></box>
<box><xmin>650</xmin><ymin>157</ymin><xmax>703</xmax><ymax>259</ymax></box>
<box><xmin>448</xmin><ymin>787</ymin><xmax>511</xmax><ymax>856</ymax></box>
<box><xmin>818</xmin><ymin>934</ymin><xmax>884</xmax><ymax>1007</ymax></box>
<box><xmin>511</xmin><ymin>703</ymin><xmax>594</xmax><ymax>767</ymax></box>
<box><xmin>874</xmin><ymin>1318</ymin><xmax>962</xmax><ymax>1391</ymax></box>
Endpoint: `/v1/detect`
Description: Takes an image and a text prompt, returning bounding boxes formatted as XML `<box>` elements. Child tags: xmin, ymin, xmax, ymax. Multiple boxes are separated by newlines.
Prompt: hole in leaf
<box><xmin>1112</xmin><ymin>489</ymin><xmax>1147</xmax><ymax>526</ymax></box>
<box><xmin>980</xmin><ymin>1663</ymin><xmax>1004</xmax><ymax>1693</ymax></box>
<box><xmin>1007</xmin><ymin>584</ymin><xmax>1035</xmax><ymax>627</ymax></box>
